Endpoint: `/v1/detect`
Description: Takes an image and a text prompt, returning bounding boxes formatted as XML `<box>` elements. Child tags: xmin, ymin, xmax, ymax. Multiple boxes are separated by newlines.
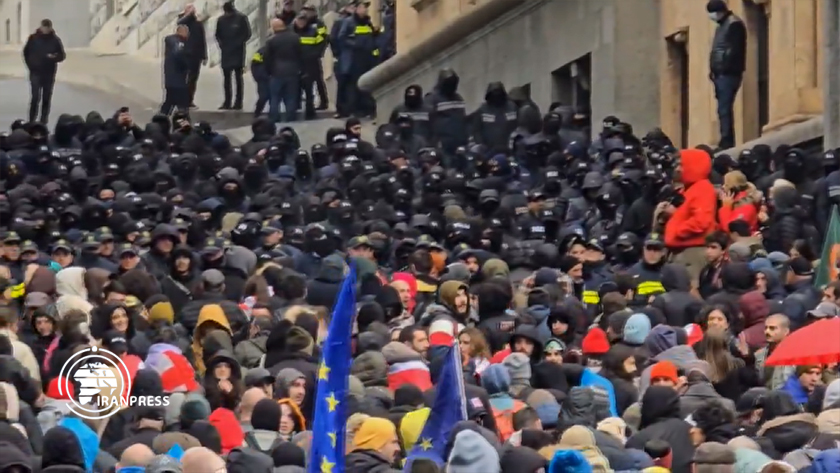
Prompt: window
<box><xmin>551</xmin><ymin>53</ymin><xmax>592</xmax><ymax>124</ymax></box>
<box><xmin>666</xmin><ymin>33</ymin><xmax>689</xmax><ymax>148</ymax></box>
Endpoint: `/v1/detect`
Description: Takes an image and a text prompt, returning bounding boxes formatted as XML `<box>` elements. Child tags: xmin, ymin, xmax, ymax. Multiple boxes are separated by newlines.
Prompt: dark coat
<box><xmin>177</xmin><ymin>13</ymin><xmax>208</xmax><ymax>63</ymax></box>
<box><xmin>215</xmin><ymin>10</ymin><xmax>252</xmax><ymax>69</ymax></box>
<box><xmin>625</xmin><ymin>386</ymin><xmax>695</xmax><ymax>473</ymax></box>
<box><xmin>264</xmin><ymin>29</ymin><xmax>303</xmax><ymax>78</ymax></box>
<box><xmin>23</xmin><ymin>30</ymin><xmax>66</xmax><ymax>75</ymax></box>
<box><xmin>345</xmin><ymin>450</ymin><xmax>399</xmax><ymax>473</ymax></box>
<box><xmin>764</xmin><ymin>186</ymin><xmax>803</xmax><ymax>254</ymax></box>
<box><xmin>305</xmin><ymin>254</ymin><xmax>346</xmax><ymax>309</ymax></box>
<box><xmin>782</xmin><ymin>279</ymin><xmax>821</xmax><ymax>328</ymax></box>
<box><xmin>180</xmin><ymin>292</ymin><xmax>248</xmax><ymax>336</ymax></box>
<box><xmin>163</xmin><ymin>34</ymin><xmax>189</xmax><ymax>89</ymax></box>
<box><xmin>336</xmin><ymin>14</ymin><xmax>378</xmax><ymax>75</ymax></box>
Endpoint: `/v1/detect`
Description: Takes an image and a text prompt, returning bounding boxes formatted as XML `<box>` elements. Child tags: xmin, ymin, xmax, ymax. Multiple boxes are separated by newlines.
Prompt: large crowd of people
<box><xmin>2</xmin><ymin>6</ymin><xmax>840</xmax><ymax>473</ymax></box>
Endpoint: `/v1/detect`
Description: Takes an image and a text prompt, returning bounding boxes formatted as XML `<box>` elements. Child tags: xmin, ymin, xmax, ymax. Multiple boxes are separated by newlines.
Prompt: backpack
<box><xmin>491</xmin><ymin>399</ymin><xmax>526</xmax><ymax>442</ymax></box>
<box><xmin>243</xmin><ymin>431</ymin><xmax>285</xmax><ymax>455</ymax></box>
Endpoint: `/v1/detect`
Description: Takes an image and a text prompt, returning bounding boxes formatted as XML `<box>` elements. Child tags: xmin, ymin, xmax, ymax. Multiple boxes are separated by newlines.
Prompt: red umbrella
<box><xmin>766</xmin><ymin>317</ymin><xmax>840</xmax><ymax>366</ymax></box>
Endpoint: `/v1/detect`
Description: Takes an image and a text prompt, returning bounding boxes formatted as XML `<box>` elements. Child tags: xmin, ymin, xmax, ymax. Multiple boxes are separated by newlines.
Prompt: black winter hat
<box><xmin>706</xmin><ymin>0</ymin><xmax>728</xmax><ymax>12</ymax></box>
<box><xmin>394</xmin><ymin>384</ymin><xmax>424</xmax><ymax>408</ymax></box>
<box><xmin>188</xmin><ymin>420</ymin><xmax>223</xmax><ymax>454</ymax></box>
<box><xmin>271</xmin><ymin>441</ymin><xmax>307</xmax><ymax>467</ymax></box>
<box><xmin>251</xmin><ymin>398</ymin><xmax>282</xmax><ymax>431</ymax></box>
<box><xmin>41</xmin><ymin>425</ymin><xmax>85</xmax><ymax>470</ymax></box>
<box><xmin>500</xmin><ymin>446</ymin><xmax>547</xmax><ymax>473</ymax></box>
<box><xmin>557</xmin><ymin>255</ymin><xmax>580</xmax><ymax>274</ymax></box>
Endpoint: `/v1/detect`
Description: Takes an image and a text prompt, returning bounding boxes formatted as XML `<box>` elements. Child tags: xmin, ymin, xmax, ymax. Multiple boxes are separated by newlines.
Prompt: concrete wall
<box><xmin>0</xmin><ymin>0</ymin><xmax>91</xmax><ymax>46</ymax></box>
<box><xmin>31</xmin><ymin>0</ymin><xmax>91</xmax><ymax>47</ymax></box>
<box><xmin>397</xmin><ymin>0</ymin><xmax>486</xmax><ymax>54</ymax></box>
<box><xmin>0</xmin><ymin>0</ymin><xmax>26</xmax><ymax>44</ymax></box>
<box><xmin>375</xmin><ymin>0</ymin><xmax>662</xmax><ymax>137</ymax></box>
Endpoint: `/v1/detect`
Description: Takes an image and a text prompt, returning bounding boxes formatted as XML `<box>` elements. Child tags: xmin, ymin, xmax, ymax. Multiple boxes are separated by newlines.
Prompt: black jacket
<box><xmin>625</xmin><ymin>386</ymin><xmax>695</xmax><ymax>473</ymax></box>
<box><xmin>427</xmin><ymin>69</ymin><xmax>468</xmax><ymax>152</ymax></box>
<box><xmin>177</xmin><ymin>13</ymin><xmax>207</xmax><ymax>63</ymax></box>
<box><xmin>264</xmin><ymin>29</ymin><xmax>303</xmax><ymax>78</ymax></box>
<box><xmin>764</xmin><ymin>186</ymin><xmax>803</xmax><ymax>254</ymax></box>
<box><xmin>389</xmin><ymin>85</ymin><xmax>433</xmax><ymax>142</ymax></box>
<box><xmin>0</xmin><ymin>355</ymin><xmax>40</xmax><ymax>406</ymax></box>
<box><xmin>163</xmin><ymin>34</ymin><xmax>189</xmax><ymax>89</ymax></box>
<box><xmin>472</xmin><ymin>82</ymin><xmax>519</xmax><ymax>152</ymax></box>
<box><xmin>23</xmin><ymin>30</ymin><xmax>66</xmax><ymax>75</ymax></box>
<box><xmin>345</xmin><ymin>450</ymin><xmax>399</xmax><ymax>473</ymax></box>
<box><xmin>215</xmin><ymin>10</ymin><xmax>252</xmax><ymax>69</ymax></box>
<box><xmin>180</xmin><ymin>292</ymin><xmax>249</xmax><ymax>336</ymax></box>
<box><xmin>709</xmin><ymin>12</ymin><xmax>747</xmax><ymax>76</ymax></box>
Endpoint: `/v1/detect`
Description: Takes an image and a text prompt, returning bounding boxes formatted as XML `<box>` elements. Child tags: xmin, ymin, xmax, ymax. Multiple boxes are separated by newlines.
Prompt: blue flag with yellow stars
<box><xmin>309</xmin><ymin>262</ymin><xmax>356</xmax><ymax>473</ymax></box>
<box><xmin>403</xmin><ymin>344</ymin><xmax>467</xmax><ymax>469</ymax></box>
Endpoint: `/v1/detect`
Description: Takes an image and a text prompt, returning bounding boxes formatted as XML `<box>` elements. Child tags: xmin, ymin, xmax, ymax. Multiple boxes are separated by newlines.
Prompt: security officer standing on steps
<box><xmin>23</xmin><ymin>19</ymin><xmax>65</xmax><ymax>124</ymax></box>
<box><xmin>293</xmin><ymin>12</ymin><xmax>321</xmax><ymax>120</ymax></box>
<box><xmin>177</xmin><ymin>3</ymin><xmax>208</xmax><ymax>109</ymax></box>
<box><xmin>160</xmin><ymin>24</ymin><xmax>191</xmax><ymax>117</ymax></box>
<box><xmin>215</xmin><ymin>0</ymin><xmax>252</xmax><ymax>110</ymax></box>
<box><xmin>302</xmin><ymin>4</ymin><xmax>330</xmax><ymax>110</ymax></box>
<box><xmin>336</xmin><ymin>0</ymin><xmax>378</xmax><ymax>119</ymax></box>
<box><xmin>331</xmin><ymin>3</ymin><xmax>354</xmax><ymax>118</ymax></box>
<box><xmin>378</xmin><ymin>0</ymin><xmax>395</xmax><ymax>62</ymax></box>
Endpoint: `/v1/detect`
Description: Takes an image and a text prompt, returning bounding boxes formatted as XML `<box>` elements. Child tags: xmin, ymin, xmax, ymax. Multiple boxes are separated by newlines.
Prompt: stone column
<box><xmin>825</xmin><ymin>0</ymin><xmax>840</xmax><ymax>148</ymax></box>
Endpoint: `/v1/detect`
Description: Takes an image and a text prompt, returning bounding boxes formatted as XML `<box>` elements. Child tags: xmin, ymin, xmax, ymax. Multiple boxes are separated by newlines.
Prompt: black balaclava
<box><xmin>176</xmin><ymin>153</ymin><xmax>198</xmax><ymax>180</ymax></box>
<box><xmin>396</xmin><ymin>114</ymin><xmax>414</xmax><ymax>139</ymax></box>
<box><xmin>243</xmin><ymin>159</ymin><xmax>267</xmax><ymax>191</ymax></box>
<box><xmin>295</xmin><ymin>150</ymin><xmax>312</xmax><ymax>181</ymax></box>
<box><xmin>822</xmin><ymin>149</ymin><xmax>840</xmax><ymax>175</ymax></box>
<box><xmin>404</xmin><ymin>84</ymin><xmax>423</xmax><ymax>109</ymax></box>
<box><xmin>266</xmin><ymin>144</ymin><xmax>285</xmax><ymax>172</ymax></box>
<box><xmin>614</xmin><ymin>233</ymin><xmax>640</xmax><ymax>267</ymax></box>
<box><xmin>485</xmin><ymin>82</ymin><xmax>507</xmax><ymax>107</ymax></box>
<box><xmin>53</xmin><ymin>114</ymin><xmax>76</xmax><ymax>147</ymax></box>
<box><xmin>437</xmin><ymin>68</ymin><xmax>460</xmax><ymax>97</ymax></box>
<box><xmin>783</xmin><ymin>149</ymin><xmax>805</xmax><ymax>184</ymax></box>
<box><xmin>311</xmin><ymin>144</ymin><xmax>329</xmax><ymax>169</ymax></box>
<box><xmin>543</xmin><ymin>111</ymin><xmax>562</xmax><ymax>135</ymax></box>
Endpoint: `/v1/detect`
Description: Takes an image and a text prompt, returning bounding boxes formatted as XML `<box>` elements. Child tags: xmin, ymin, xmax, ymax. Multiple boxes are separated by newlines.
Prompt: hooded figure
<box><xmin>626</xmin><ymin>386</ymin><xmax>695</xmax><ymax>473</ymax></box>
<box><xmin>472</xmin><ymin>82</ymin><xmax>518</xmax><ymax>152</ymax></box>
<box><xmin>41</xmin><ymin>425</ymin><xmax>86</xmax><ymax>472</ymax></box>
<box><xmin>664</xmin><ymin>149</ymin><xmax>717</xmax><ymax>252</ymax></box>
<box><xmin>389</xmin><ymin>84</ymin><xmax>432</xmax><ymax>141</ymax></box>
<box><xmin>599</xmin><ymin>344</ymin><xmax>639</xmax><ymax>416</ymax></box>
<box><xmin>427</xmin><ymin>68</ymin><xmax>468</xmax><ymax>153</ymax></box>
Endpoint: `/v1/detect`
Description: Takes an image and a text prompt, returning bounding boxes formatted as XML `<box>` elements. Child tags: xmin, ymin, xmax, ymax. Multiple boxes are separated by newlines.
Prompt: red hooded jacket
<box><xmin>665</xmin><ymin>149</ymin><xmax>717</xmax><ymax>249</ymax></box>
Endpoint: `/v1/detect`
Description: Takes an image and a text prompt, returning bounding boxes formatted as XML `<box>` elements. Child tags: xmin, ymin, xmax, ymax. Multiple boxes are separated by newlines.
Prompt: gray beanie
<box><xmin>446</xmin><ymin>429</ymin><xmax>500</xmax><ymax>473</ymax></box>
<box><xmin>824</xmin><ymin>379</ymin><xmax>840</xmax><ymax>410</ymax></box>
<box><xmin>502</xmin><ymin>353</ymin><xmax>532</xmax><ymax>386</ymax></box>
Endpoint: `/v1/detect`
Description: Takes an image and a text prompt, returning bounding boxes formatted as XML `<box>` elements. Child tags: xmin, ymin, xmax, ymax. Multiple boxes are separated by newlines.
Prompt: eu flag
<box><xmin>309</xmin><ymin>263</ymin><xmax>356</xmax><ymax>473</ymax></box>
<box><xmin>403</xmin><ymin>344</ymin><xmax>467</xmax><ymax>469</ymax></box>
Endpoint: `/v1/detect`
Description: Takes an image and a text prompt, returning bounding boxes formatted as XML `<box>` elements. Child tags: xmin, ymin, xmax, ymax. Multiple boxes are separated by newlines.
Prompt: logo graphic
<box><xmin>58</xmin><ymin>346</ymin><xmax>132</xmax><ymax>420</ymax></box>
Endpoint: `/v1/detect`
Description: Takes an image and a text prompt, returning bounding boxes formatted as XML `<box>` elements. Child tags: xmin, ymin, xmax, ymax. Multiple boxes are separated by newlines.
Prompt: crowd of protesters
<box><xmin>2</xmin><ymin>47</ymin><xmax>840</xmax><ymax>473</ymax></box>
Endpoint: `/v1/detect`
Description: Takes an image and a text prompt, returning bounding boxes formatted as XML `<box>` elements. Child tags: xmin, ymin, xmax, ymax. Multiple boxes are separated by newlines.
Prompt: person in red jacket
<box><xmin>663</xmin><ymin>149</ymin><xmax>718</xmax><ymax>288</ymax></box>
<box><xmin>718</xmin><ymin>170</ymin><xmax>761</xmax><ymax>233</ymax></box>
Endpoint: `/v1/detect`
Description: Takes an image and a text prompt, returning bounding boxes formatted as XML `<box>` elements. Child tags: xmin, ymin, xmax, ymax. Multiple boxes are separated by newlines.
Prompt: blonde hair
<box><xmin>458</xmin><ymin>327</ymin><xmax>490</xmax><ymax>359</ymax></box>
<box><xmin>699</xmin><ymin>330</ymin><xmax>741</xmax><ymax>383</ymax></box>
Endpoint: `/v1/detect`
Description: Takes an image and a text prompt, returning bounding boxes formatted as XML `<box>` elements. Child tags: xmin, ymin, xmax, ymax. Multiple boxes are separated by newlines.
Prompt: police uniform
<box><xmin>294</xmin><ymin>15</ymin><xmax>324</xmax><ymax>119</ymax></box>
<box><xmin>628</xmin><ymin>233</ymin><xmax>667</xmax><ymax>298</ymax></box>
